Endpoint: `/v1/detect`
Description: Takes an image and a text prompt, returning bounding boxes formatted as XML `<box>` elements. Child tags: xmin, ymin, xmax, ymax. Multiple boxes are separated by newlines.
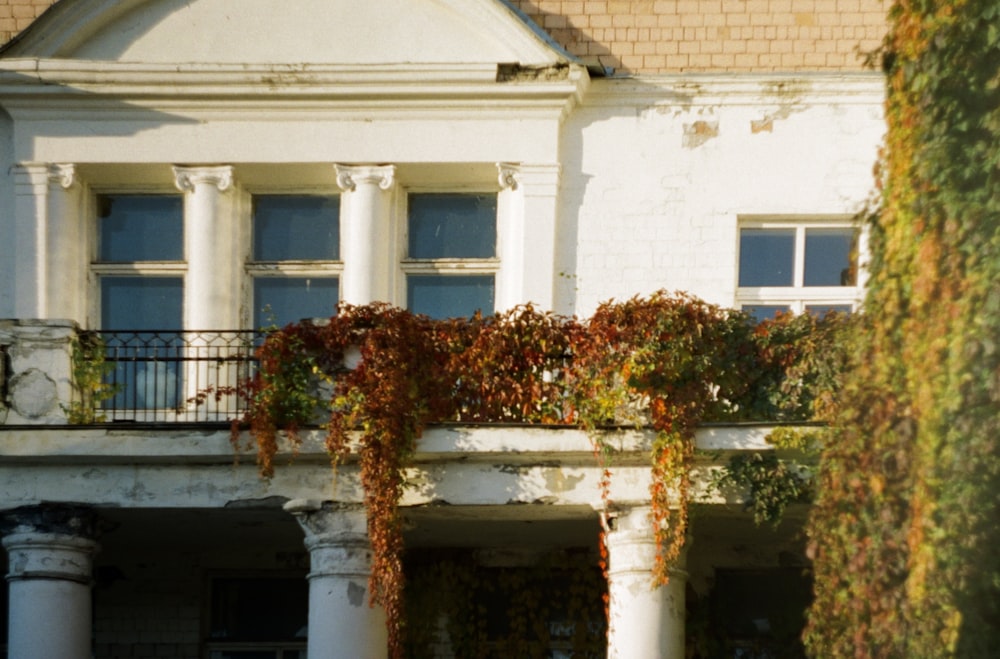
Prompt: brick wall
<box><xmin>0</xmin><ymin>0</ymin><xmax>890</xmax><ymax>74</ymax></box>
<box><xmin>0</xmin><ymin>0</ymin><xmax>51</xmax><ymax>45</ymax></box>
<box><xmin>510</xmin><ymin>0</ymin><xmax>891</xmax><ymax>73</ymax></box>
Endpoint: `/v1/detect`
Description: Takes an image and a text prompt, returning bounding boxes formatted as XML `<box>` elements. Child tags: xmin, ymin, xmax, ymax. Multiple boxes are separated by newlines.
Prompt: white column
<box><xmin>605</xmin><ymin>506</ymin><xmax>687</xmax><ymax>659</ymax></box>
<box><xmin>173</xmin><ymin>165</ymin><xmax>240</xmax><ymax>330</ymax></box>
<box><xmin>495</xmin><ymin>162</ymin><xmax>561</xmax><ymax>312</ymax></box>
<box><xmin>334</xmin><ymin>164</ymin><xmax>396</xmax><ymax>305</ymax></box>
<box><xmin>45</xmin><ymin>164</ymin><xmax>87</xmax><ymax>323</ymax></box>
<box><xmin>2</xmin><ymin>505</ymin><xmax>101</xmax><ymax>659</ymax></box>
<box><xmin>11</xmin><ymin>163</ymin><xmax>50</xmax><ymax>318</ymax></box>
<box><xmin>285</xmin><ymin>499</ymin><xmax>387</xmax><ymax>659</ymax></box>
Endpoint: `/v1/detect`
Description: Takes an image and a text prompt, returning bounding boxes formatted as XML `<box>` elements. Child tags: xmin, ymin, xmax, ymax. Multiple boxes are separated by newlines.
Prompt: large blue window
<box><xmin>405</xmin><ymin>193</ymin><xmax>497</xmax><ymax>319</ymax></box>
<box><xmin>250</xmin><ymin>195</ymin><xmax>341</xmax><ymax>328</ymax></box>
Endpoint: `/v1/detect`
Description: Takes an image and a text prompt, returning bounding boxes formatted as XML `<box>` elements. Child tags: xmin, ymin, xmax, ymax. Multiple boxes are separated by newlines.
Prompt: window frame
<box><xmin>90</xmin><ymin>189</ymin><xmax>186</xmax><ymax>330</ymax></box>
<box><xmin>203</xmin><ymin>570</ymin><xmax>308</xmax><ymax>659</ymax></box>
<box><xmin>245</xmin><ymin>190</ymin><xmax>343</xmax><ymax>329</ymax></box>
<box><xmin>399</xmin><ymin>188</ymin><xmax>500</xmax><ymax>318</ymax></box>
<box><xmin>735</xmin><ymin>216</ymin><xmax>864</xmax><ymax>317</ymax></box>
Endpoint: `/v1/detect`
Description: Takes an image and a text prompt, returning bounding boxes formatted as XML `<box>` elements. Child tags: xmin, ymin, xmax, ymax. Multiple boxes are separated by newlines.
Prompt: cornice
<box><xmin>0</xmin><ymin>60</ymin><xmax>590</xmax><ymax>120</ymax></box>
<box><xmin>583</xmin><ymin>72</ymin><xmax>886</xmax><ymax>108</ymax></box>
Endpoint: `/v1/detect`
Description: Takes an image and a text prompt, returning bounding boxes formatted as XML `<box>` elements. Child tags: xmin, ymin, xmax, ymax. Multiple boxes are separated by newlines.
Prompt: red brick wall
<box><xmin>1</xmin><ymin>0</ymin><xmax>890</xmax><ymax>73</ymax></box>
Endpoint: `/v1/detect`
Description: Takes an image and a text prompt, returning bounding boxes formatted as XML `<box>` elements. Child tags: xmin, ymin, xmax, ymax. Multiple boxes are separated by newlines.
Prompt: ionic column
<box><xmin>605</xmin><ymin>505</ymin><xmax>687</xmax><ymax>659</ymax></box>
<box><xmin>1</xmin><ymin>504</ymin><xmax>102</xmax><ymax>659</ymax></box>
<box><xmin>46</xmin><ymin>164</ymin><xmax>87</xmax><ymax>323</ymax></box>
<box><xmin>173</xmin><ymin>165</ymin><xmax>240</xmax><ymax>330</ymax></box>
<box><xmin>285</xmin><ymin>500</ymin><xmax>387</xmax><ymax>659</ymax></box>
<box><xmin>495</xmin><ymin>162</ymin><xmax>561</xmax><ymax>312</ymax></box>
<box><xmin>334</xmin><ymin>165</ymin><xmax>396</xmax><ymax>305</ymax></box>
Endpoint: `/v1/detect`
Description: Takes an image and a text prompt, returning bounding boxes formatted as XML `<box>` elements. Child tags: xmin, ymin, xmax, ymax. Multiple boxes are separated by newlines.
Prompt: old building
<box><xmin>0</xmin><ymin>1</ymin><xmax>887</xmax><ymax>657</ymax></box>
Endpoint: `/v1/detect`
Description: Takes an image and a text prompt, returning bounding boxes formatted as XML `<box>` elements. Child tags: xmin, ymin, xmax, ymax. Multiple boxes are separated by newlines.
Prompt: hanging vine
<box><xmin>233</xmin><ymin>291</ymin><xmax>848</xmax><ymax>655</ymax></box>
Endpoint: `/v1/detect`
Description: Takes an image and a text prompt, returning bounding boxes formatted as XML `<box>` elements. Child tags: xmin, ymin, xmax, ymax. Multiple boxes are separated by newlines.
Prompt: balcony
<box><xmin>0</xmin><ymin>321</ymin><xmax>261</xmax><ymax>425</ymax></box>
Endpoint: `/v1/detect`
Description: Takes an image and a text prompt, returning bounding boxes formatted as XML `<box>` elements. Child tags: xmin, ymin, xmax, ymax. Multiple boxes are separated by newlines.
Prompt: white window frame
<box><xmin>735</xmin><ymin>216</ymin><xmax>865</xmax><ymax>316</ymax></box>
<box><xmin>89</xmin><ymin>188</ymin><xmax>186</xmax><ymax>330</ymax></box>
<box><xmin>245</xmin><ymin>189</ymin><xmax>343</xmax><ymax>328</ymax></box>
<box><xmin>399</xmin><ymin>188</ymin><xmax>500</xmax><ymax>315</ymax></box>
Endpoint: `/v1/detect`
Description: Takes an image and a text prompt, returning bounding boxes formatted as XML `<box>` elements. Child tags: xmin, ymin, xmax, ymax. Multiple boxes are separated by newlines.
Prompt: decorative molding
<box><xmin>172</xmin><ymin>165</ymin><xmax>234</xmax><ymax>193</ymax></box>
<box><xmin>47</xmin><ymin>163</ymin><xmax>77</xmax><ymax>189</ymax></box>
<box><xmin>496</xmin><ymin>162</ymin><xmax>520</xmax><ymax>191</ymax></box>
<box><xmin>333</xmin><ymin>164</ymin><xmax>396</xmax><ymax>192</ymax></box>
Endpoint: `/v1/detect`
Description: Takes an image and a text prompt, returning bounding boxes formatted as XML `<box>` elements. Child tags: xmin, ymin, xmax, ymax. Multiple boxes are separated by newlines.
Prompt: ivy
<box><xmin>805</xmin><ymin>2</ymin><xmax>1000</xmax><ymax>656</ymax></box>
<box><xmin>235</xmin><ymin>292</ymin><xmax>849</xmax><ymax>655</ymax></box>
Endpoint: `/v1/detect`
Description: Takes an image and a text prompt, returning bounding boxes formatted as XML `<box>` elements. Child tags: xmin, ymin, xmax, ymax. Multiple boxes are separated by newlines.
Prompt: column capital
<box><xmin>47</xmin><ymin>163</ymin><xmax>78</xmax><ymax>189</ymax></box>
<box><xmin>497</xmin><ymin>162</ymin><xmax>521</xmax><ymax>191</ymax></box>
<box><xmin>1</xmin><ymin>504</ymin><xmax>103</xmax><ymax>584</ymax></box>
<box><xmin>172</xmin><ymin>164</ymin><xmax>234</xmax><ymax>193</ymax></box>
<box><xmin>285</xmin><ymin>500</ymin><xmax>371</xmax><ymax>580</ymax></box>
<box><xmin>334</xmin><ymin>164</ymin><xmax>396</xmax><ymax>192</ymax></box>
<box><xmin>0</xmin><ymin>503</ymin><xmax>104</xmax><ymax>540</ymax></box>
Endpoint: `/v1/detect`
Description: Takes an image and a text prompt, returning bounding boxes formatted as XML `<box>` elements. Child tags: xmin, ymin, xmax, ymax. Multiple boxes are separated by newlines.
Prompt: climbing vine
<box><xmin>234</xmin><ymin>292</ymin><xmax>849</xmax><ymax>655</ymax></box>
<box><xmin>805</xmin><ymin>2</ymin><xmax>1000</xmax><ymax>656</ymax></box>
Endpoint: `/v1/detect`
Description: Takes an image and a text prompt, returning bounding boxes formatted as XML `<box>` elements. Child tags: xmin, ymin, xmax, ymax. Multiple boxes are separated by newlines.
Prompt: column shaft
<box><xmin>606</xmin><ymin>506</ymin><xmax>686</xmax><ymax>659</ymax></box>
<box><xmin>286</xmin><ymin>500</ymin><xmax>387</xmax><ymax>659</ymax></box>
<box><xmin>2</xmin><ymin>506</ymin><xmax>101</xmax><ymax>659</ymax></box>
<box><xmin>334</xmin><ymin>165</ymin><xmax>396</xmax><ymax>305</ymax></box>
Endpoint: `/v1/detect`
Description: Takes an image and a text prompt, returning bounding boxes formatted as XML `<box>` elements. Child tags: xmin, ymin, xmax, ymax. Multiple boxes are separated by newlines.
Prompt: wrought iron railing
<box><xmin>80</xmin><ymin>330</ymin><xmax>263</xmax><ymax>423</ymax></box>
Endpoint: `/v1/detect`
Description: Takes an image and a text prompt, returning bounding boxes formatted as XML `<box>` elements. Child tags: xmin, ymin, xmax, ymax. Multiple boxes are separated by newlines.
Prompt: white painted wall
<box><xmin>556</xmin><ymin>75</ymin><xmax>885</xmax><ymax>317</ymax></box>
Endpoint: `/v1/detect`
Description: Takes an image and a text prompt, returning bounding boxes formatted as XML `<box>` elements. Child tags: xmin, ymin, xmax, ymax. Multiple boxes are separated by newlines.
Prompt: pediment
<box><xmin>2</xmin><ymin>0</ymin><xmax>570</xmax><ymax>66</ymax></box>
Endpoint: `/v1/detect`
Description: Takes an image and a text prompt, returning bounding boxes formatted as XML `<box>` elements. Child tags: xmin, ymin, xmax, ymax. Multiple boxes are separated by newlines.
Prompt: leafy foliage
<box><xmin>235</xmin><ymin>292</ymin><xmax>850</xmax><ymax>654</ymax></box>
<box><xmin>805</xmin><ymin>2</ymin><xmax>1000</xmax><ymax>656</ymax></box>
<box><xmin>65</xmin><ymin>332</ymin><xmax>118</xmax><ymax>423</ymax></box>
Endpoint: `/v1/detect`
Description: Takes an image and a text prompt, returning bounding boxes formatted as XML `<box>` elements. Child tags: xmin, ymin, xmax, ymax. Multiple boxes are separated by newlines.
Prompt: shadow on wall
<box><xmin>508</xmin><ymin>1</ymin><xmax>624</xmax><ymax>75</ymax></box>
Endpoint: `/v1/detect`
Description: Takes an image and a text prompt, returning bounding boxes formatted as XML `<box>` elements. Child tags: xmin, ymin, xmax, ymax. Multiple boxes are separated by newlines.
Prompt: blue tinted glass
<box><xmin>101</xmin><ymin>277</ymin><xmax>183</xmax><ymax>330</ymax></box>
<box><xmin>253</xmin><ymin>195</ymin><xmax>340</xmax><ymax>261</ymax></box>
<box><xmin>743</xmin><ymin>305</ymin><xmax>792</xmax><ymax>322</ymax></box>
<box><xmin>254</xmin><ymin>277</ymin><xmax>339</xmax><ymax>328</ymax></box>
<box><xmin>408</xmin><ymin>194</ymin><xmax>496</xmax><ymax>258</ymax></box>
<box><xmin>739</xmin><ymin>229</ymin><xmax>795</xmax><ymax>286</ymax></box>
<box><xmin>805</xmin><ymin>304</ymin><xmax>853</xmax><ymax>317</ymax></box>
<box><xmin>98</xmin><ymin>195</ymin><xmax>183</xmax><ymax>262</ymax></box>
<box><xmin>804</xmin><ymin>228</ymin><xmax>856</xmax><ymax>286</ymax></box>
<box><xmin>407</xmin><ymin>275</ymin><xmax>494</xmax><ymax>319</ymax></box>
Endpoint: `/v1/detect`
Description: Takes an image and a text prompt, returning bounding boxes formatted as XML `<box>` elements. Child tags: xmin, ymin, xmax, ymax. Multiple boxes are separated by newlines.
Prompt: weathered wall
<box><xmin>556</xmin><ymin>74</ymin><xmax>885</xmax><ymax>316</ymax></box>
<box><xmin>1</xmin><ymin>0</ymin><xmax>890</xmax><ymax>74</ymax></box>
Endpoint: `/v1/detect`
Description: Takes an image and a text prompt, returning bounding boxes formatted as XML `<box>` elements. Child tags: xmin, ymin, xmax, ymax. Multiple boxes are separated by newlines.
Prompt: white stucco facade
<box><xmin>0</xmin><ymin>1</ymin><xmax>885</xmax><ymax>657</ymax></box>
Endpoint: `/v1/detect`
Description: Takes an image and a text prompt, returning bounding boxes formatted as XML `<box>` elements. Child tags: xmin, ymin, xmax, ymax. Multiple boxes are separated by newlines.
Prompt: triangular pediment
<box><xmin>2</xmin><ymin>0</ymin><xmax>571</xmax><ymax>66</ymax></box>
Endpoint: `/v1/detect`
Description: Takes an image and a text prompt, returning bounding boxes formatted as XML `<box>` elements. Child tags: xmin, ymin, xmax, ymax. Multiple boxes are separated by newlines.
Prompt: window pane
<box><xmin>805</xmin><ymin>304</ymin><xmax>853</xmax><ymax>317</ymax></box>
<box><xmin>408</xmin><ymin>194</ymin><xmax>496</xmax><ymax>259</ymax></box>
<box><xmin>253</xmin><ymin>195</ymin><xmax>340</xmax><ymax>261</ymax></box>
<box><xmin>98</xmin><ymin>195</ymin><xmax>183</xmax><ymax>262</ymax></box>
<box><xmin>101</xmin><ymin>277</ymin><xmax>183</xmax><ymax>330</ymax></box>
<box><xmin>210</xmin><ymin>578</ymin><xmax>308</xmax><ymax>643</ymax></box>
<box><xmin>739</xmin><ymin>229</ymin><xmax>795</xmax><ymax>287</ymax></box>
<box><xmin>743</xmin><ymin>305</ymin><xmax>792</xmax><ymax>322</ymax></box>
<box><xmin>804</xmin><ymin>228</ymin><xmax>857</xmax><ymax>286</ymax></box>
<box><xmin>407</xmin><ymin>275</ymin><xmax>494</xmax><ymax>319</ymax></box>
<box><xmin>254</xmin><ymin>277</ymin><xmax>338</xmax><ymax>328</ymax></box>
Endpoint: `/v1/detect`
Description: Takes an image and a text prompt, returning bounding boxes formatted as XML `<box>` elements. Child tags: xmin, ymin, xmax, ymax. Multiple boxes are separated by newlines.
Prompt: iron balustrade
<box><xmin>81</xmin><ymin>330</ymin><xmax>263</xmax><ymax>423</ymax></box>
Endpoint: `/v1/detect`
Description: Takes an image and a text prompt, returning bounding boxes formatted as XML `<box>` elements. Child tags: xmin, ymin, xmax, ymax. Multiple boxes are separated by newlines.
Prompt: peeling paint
<box><xmin>683</xmin><ymin>120</ymin><xmax>719</xmax><ymax>148</ymax></box>
<box><xmin>347</xmin><ymin>580</ymin><xmax>366</xmax><ymax>607</ymax></box>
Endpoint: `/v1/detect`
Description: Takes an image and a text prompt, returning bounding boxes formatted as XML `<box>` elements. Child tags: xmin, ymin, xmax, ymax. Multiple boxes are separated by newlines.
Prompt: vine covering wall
<box><xmin>805</xmin><ymin>1</ymin><xmax>1000</xmax><ymax>656</ymax></box>
<box><xmin>233</xmin><ymin>292</ymin><xmax>849</xmax><ymax>656</ymax></box>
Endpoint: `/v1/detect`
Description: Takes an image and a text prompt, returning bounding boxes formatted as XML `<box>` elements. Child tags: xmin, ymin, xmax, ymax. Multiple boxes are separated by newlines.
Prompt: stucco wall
<box><xmin>556</xmin><ymin>74</ymin><xmax>885</xmax><ymax>317</ymax></box>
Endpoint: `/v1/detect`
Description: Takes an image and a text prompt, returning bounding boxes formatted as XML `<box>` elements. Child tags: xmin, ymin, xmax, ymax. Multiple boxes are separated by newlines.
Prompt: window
<box><xmin>404</xmin><ymin>193</ymin><xmax>497</xmax><ymax>319</ymax></box>
<box><xmin>207</xmin><ymin>576</ymin><xmax>307</xmax><ymax>659</ymax></box>
<box><xmin>736</xmin><ymin>220</ymin><xmax>860</xmax><ymax>321</ymax></box>
<box><xmin>94</xmin><ymin>194</ymin><xmax>184</xmax><ymax>410</ymax></box>
<box><xmin>249</xmin><ymin>195</ymin><xmax>340</xmax><ymax>328</ymax></box>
